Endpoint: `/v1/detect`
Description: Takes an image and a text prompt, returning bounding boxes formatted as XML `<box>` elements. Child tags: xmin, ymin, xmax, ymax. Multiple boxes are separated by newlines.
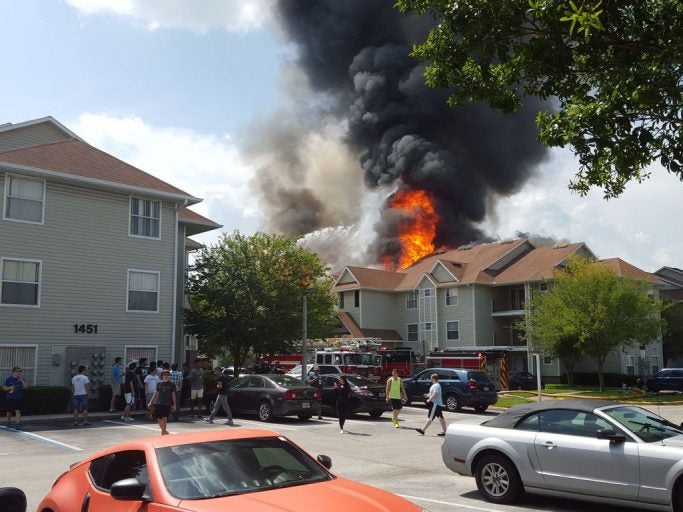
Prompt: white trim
<box><xmin>446</xmin><ymin>320</ymin><xmax>459</xmax><ymax>341</ymax></box>
<box><xmin>0</xmin><ymin>161</ymin><xmax>200</xmax><ymax>204</ymax></box>
<box><xmin>124</xmin><ymin>345</ymin><xmax>159</xmax><ymax>366</ymax></box>
<box><xmin>406</xmin><ymin>323</ymin><xmax>418</xmax><ymax>343</ymax></box>
<box><xmin>0</xmin><ymin>343</ymin><xmax>39</xmax><ymax>385</ymax></box>
<box><xmin>2</xmin><ymin>174</ymin><xmax>46</xmax><ymax>225</ymax></box>
<box><xmin>405</xmin><ymin>289</ymin><xmax>418</xmax><ymax>310</ymax></box>
<box><xmin>445</xmin><ymin>286</ymin><xmax>458</xmax><ymax>306</ymax></box>
<box><xmin>126</xmin><ymin>269</ymin><xmax>160</xmax><ymax>313</ymax></box>
<box><xmin>0</xmin><ymin>257</ymin><xmax>42</xmax><ymax>308</ymax></box>
<box><xmin>128</xmin><ymin>195</ymin><xmax>162</xmax><ymax>240</ymax></box>
<box><xmin>428</xmin><ymin>260</ymin><xmax>460</xmax><ymax>282</ymax></box>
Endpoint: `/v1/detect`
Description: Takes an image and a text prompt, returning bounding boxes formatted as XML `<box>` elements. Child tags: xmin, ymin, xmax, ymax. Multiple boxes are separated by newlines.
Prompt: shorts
<box><xmin>73</xmin><ymin>394</ymin><xmax>89</xmax><ymax>412</ymax></box>
<box><xmin>124</xmin><ymin>393</ymin><xmax>135</xmax><ymax>406</ymax></box>
<box><xmin>427</xmin><ymin>402</ymin><xmax>444</xmax><ymax>420</ymax></box>
<box><xmin>191</xmin><ymin>388</ymin><xmax>204</xmax><ymax>400</ymax></box>
<box><xmin>390</xmin><ymin>398</ymin><xmax>403</xmax><ymax>410</ymax></box>
<box><xmin>155</xmin><ymin>405</ymin><xmax>171</xmax><ymax>419</ymax></box>
<box><xmin>5</xmin><ymin>399</ymin><xmax>22</xmax><ymax>414</ymax></box>
<box><xmin>146</xmin><ymin>392</ymin><xmax>156</xmax><ymax>406</ymax></box>
<box><xmin>111</xmin><ymin>383</ymin><xmax>122</xmax><ymax>396</ymax></box>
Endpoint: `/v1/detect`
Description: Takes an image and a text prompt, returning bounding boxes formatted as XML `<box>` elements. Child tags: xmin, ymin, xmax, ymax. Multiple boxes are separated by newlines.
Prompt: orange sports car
<box><xmin>38</xmin><ymin>429</ymin><xmax>427</xmax><ymax>512</ymax></box>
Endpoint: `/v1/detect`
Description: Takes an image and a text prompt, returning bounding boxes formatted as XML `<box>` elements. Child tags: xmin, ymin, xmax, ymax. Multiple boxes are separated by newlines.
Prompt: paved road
<box><xmin>4</xmin><ymin>403</ymin><xmax>683</xmax><ymax>512</ymax></box>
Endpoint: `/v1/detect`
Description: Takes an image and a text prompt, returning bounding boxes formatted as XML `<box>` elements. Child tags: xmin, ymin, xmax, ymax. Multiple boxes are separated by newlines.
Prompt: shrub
<box><xmin>0</xmin><ymin>386</ymin><xmax>71</xmax><ymax>415</ymax></box>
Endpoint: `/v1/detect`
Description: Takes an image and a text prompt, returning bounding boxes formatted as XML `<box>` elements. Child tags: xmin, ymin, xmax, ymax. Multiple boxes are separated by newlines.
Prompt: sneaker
<box><xmin>392</xmin><ymin>418</ymin><xmax>399</xmax><ymax>428</ymax></box>
<box><xmin>416</xmin><ymin>428</ymin><xmax>424</xmax><ymax>436</ymax></box>
<box><xmin>340</xmin><ymin>429</ymin><xmax>344</xmax><ymax>434</ymax></box>
<box><xmin>108</xmin><ymin>409</ymin><xmax>116</xmax><ymax>413</ymax></box>
<box><xmin>318</xmin><ymin>416</ymin><xmax>323</xmax><ymax>420</ymax></box>
<box><xmin>126</xmin><ymin>417</ymin><xmax>135</xmax><ymax>422</ymax></box>
<box><xmin>82</xmin><ymin>421</ymin><xmax>91</xmax><ymax>426</ymax></box>
<box><xmin>437</xmin><ymin>432</ymin><xmax>446</xmax><ymax>437</ymax></box>
<box><xmin>225</xmin><ymin>420</ymin><xmax>234</xmax><ymax>426</ymax></box>
<box><xmin>204</xmin><ymin>417</ymin><xmax>214</xmax><ymax>424</ymax></box>
<box><xmin>120</xmin><ymin>416</ymin><xmax>127</xmax><ymax>421</ymax></box>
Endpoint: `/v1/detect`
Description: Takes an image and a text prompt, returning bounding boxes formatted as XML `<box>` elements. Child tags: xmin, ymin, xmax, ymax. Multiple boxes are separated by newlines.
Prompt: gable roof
<box><xmin>493</xmin><ymin>242</ymin><xmax>589</xmax><ymax>283</ymax></box>
<box><xmin>0</xmin><ymin>138</ymin><xmax>200</xmax><ymax>203</ymax></box>
<box><xmin>179</xmin><ymin>207</ymin><xmax>223</xmax><ymax>236</ymax></box>
<box><xmin>337</xmin><ymin>311</ymin><xmax>402</xmax><ymax>341</ymax></box>
<box><xmin>0</xmin><ymin>116</ymin><xmax>83</xmax><ymax>141</ymax></box>
<box><xmin>599</xmin><ymin>258</ymin><xmax>665</xmax><ymax>285</ymax></box>
<box><xmin>333</xmin><ymin>266</ymin><xmax>405</xmax><ymax>291</ymax></box>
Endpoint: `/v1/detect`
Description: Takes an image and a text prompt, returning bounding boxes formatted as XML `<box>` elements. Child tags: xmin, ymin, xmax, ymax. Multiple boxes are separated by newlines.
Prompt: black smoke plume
<box><xmin>267</xmin><ymin>0</ymin><xmax>548</xmax><ymax>266</ymax></box>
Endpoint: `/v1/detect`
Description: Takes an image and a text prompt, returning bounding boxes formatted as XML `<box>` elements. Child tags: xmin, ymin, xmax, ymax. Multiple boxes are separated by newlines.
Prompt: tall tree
<box><xmin>185</xmin><ymin>231</ymin><xmax>337</xmax><ymax>372</ymax></box>
<box><xmin>662</xmin><ymin>302</ymin><xmax>683</xmax><ymax>364</ymax></box>
<box><xmin>524</xmin><ymin>256</ymin><xmax>664</xmax><ymax>389</ymax></box>
<box><xmin>396</xmin><ymin>0</ymin><xmax>683</xmax><ymax>198</ymax></box>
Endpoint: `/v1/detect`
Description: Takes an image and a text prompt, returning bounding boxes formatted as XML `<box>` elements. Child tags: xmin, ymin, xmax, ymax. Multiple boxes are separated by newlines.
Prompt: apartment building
<box><xmin>332</xmin><ymin>239</ymin><xmax>664</xmax><ymax>381</ymax></box>
<box><xmin>0</xmin><ymin>117</ymin><xmax>221</xmax><ymax>388</ymax></box>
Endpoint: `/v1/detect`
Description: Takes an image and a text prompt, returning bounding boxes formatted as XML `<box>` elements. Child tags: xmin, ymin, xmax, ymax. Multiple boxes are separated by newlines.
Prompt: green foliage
<box><xmin>185</xmin><ymin>231</ymin><xmax>337</xmax><ymax>373</ymax></box>
<box><xmin>0</xmin><ymin>386</ymin><xmax>71</xmax><ymax>415</ymax></box>
<box><xmin>662</xmin><ymin>302</ymin><xmax>683</xmax><ymax>362</ymax></box>
<box><xmin>396</xmin><ymin>0</ymin><xmax>683</xmax><ymax>198</ymax></box>
<box><xmin>524</xmin><ymin>255</ymin><xmax>664</xmax><ymax>390</ymax></box>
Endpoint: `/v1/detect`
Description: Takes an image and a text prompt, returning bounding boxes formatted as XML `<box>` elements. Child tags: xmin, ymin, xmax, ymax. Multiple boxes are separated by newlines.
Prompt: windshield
<box><xmin>346</xmin><ymin>375</ymin><xmax>378</xmax><ymax>388</ymax></box>
<box><xmin>268</xmin><ymin>374</ymin><xmax>308</xmax><ymax>387</ymax></box>
<box><xmin>157</xmin><ymin>436</ymin><xmax>332</xmax><ymax>499</ymax></box>
<box><xmin>604</xmin><ymin>406</ymin><xmax>683</xmax><ymax>443</ymax></box>
<box><xmin>343</xmin><ymin>353</ymin><xmax>375</xmax><ymax>365</ymax></box>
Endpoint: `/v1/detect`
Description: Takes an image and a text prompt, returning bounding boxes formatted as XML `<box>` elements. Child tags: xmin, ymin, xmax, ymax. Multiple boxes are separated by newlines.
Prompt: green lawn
<box><xmin>494</xmin><ymin>384</ymin><xmax>683</xmax><ymax>409</ymax></box>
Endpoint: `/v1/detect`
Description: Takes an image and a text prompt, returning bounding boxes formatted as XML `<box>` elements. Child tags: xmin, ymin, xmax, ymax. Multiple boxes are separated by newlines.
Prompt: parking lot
<box><xmin>4</xmin><ymin>403</ymin><xmax>683</xmax><ymax>512</ymax></box>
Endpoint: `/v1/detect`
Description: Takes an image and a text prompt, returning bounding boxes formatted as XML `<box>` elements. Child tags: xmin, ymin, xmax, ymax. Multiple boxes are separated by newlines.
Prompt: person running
<box><xmin>3</xmin><ymin>367</ymin><xmax>27</xmax><ymax>429</ymax></box>
<box><xmin>204</xmin><ymin>367</ymin><xmax>234</xmax><ymax>425</ymax></box>
<box><xmin>121</xmin><ymin>362</ymin><xmax>137</xmax><ymax>422</ymax></box>
<box><xmin>385</xmin><ymin>369</ymin><xmax>407</xmax><ymax>428</ymax></box>
<box><xmin>188</xmin><ymin>359</ymin><xmax>204</xmax><ymax>416</ymax></box>
<box><xmin>416</xmin><ymin>373</ymin><xmax>447</xmax><ymax>436</ymax></box>
<box><xmin>109</xmin><ymin>357</ymin><xmax>123</xmax><ymax>412</ymax></box>
<box><xmin>147</xmin><ymin>370</ymin><xmax>176</xmax><ymax>435</ymax></box>
<box><xmin>71</xmin><ymin>366</ymin><xmax>92</xmax><ymax>426</ymax></box>
<box><xmin>334</xmin><ymin>375</ymin><xmax>351</xmax><ymax>434</ymax></box>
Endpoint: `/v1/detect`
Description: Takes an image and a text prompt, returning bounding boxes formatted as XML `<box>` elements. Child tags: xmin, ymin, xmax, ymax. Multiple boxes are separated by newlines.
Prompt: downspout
<box><xmin>471</xmin><ymin>284</ymin><xmax>477</xmax><ymax>346</ymax></box>
<box><xmin>171</xmin><ymin>200</ymin><xmax>188</xmax><ymax>363</ymax></box>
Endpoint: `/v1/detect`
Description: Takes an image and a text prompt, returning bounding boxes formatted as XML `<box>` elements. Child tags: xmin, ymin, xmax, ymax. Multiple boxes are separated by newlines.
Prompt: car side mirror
<box><xmin>596</xmin><ymin>428</ymin><xmax>626</xmax><ymax>443</ymax></box>
<box><xmin>317</xmin><ymin>454</ymin><xmax>332</xmax><ymax>470</ymax></box>
<box><xmin>110</xmin><ymin>478</ymin><xmax>147</xmax><ymax>501</ymax></box>
<box><xmin>0</xmin><ymin>487</ymin><xmax>27</xmax><ymax>512</ymax></box>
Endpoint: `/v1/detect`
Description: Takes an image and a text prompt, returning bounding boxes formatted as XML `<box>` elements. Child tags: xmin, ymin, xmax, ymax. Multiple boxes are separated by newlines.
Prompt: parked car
<box><xmin>37</xmin><ymin>429</ymin><xmax>424</xmax><ymax>512</ymax></box>
<box><xmin>441</xmin><ymin>399</ymin><xmax>683</xmax><ymax>510</ymax></box>
<box><xmin>319</xmin><ymin>374</ymin><xmax>392</xmax><ymax>418</ymax></box>
<box><xmin>287</xmin><ymin>363</ymin><xmax>343</xmax><ymax>379</ymax></box>
<box><xmin>205</xmin><ymin>374</ymin><xmax>321</xmax><ymax>421</ymax></box>
<box><xmin>645</xmin><ymin>368</ymin><xmax>683</xmax><ymax>393</ymax></box>
<box><xmin>402</xmin><ymin>368</ymin><xmax>498</xmax><ymax>412</ymax></box>
<box><xmin>508</xmin><ymin>371</ymin><xmax>544</xmax><ymax>390</ymax></box>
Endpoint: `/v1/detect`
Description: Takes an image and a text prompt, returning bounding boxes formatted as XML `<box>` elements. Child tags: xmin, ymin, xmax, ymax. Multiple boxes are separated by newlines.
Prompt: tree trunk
<box><xmin>597</xmin><ymin>360</ymin><xmax>605</xmax><ymax>391</ymax></box>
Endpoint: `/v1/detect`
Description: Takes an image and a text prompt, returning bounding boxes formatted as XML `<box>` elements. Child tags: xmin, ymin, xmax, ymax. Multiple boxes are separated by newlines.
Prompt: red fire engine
<box><xmin>378</xmin><ymin>348</ymin><xmax>415</xmax><ymax>379</ymax></box>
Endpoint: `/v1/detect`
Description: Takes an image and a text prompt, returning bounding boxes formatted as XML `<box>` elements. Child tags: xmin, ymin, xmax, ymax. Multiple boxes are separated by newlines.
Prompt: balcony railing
<box><xmin>493</xmin><ymin>332</ymin><xmax>527</xmax><ymax>346</ymax></box>
<box><xmin>491</xmin><ymin>298</ymin><xmax>525</xmax><ymax>312</ymax></box>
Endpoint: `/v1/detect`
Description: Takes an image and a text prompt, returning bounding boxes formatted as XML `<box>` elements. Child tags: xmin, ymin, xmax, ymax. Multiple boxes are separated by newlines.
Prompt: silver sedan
<box><xmin>441</xmin><ymin>399</ymin><xmax>683</xmax><ymax>511</ymax></box>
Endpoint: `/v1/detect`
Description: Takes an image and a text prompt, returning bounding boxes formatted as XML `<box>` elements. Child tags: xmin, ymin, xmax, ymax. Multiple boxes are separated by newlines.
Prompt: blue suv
<box><xmin>646</xmin><ymin>368</ymin><xmax>683</xmax><ymax>393</ymax></box>
<box><xmin>402</xmin><ymin>368</ymin><xmax>498</xmax><ymax>412</ymax></box>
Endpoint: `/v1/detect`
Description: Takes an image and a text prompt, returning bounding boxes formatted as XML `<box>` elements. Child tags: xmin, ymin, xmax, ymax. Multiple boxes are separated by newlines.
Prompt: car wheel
<box><xmin>368</xmin><ymin>410</ymin><xmax>384</xmax><ymax>418</ymax></box>
<box><xmin>474</xmin><ymin>453</ymin><xmax>523</xmax><ymax>504</ymax></box>
<box><xmin>297</xmin><ymin>413</ymin><xmax>312</xmax><ymax>421</ymax></box>
<box><xmin>672</xmin><ymin>479</ymin><xmax>683</xmax><ymax>512</ymax></box>
<box><xmin>444</xmin><ymin>393</ymin><xmax>461</xmax><ymax>412</ymax></box>
<box><xmin>257</xmin><ymin>401</ymin><xmax>273</xmax><ymax>422</ymax></box>
<box><xmin>473</xmin><ymin>404</ymin><xmax>488</xmax><ymax>413</ymax></box>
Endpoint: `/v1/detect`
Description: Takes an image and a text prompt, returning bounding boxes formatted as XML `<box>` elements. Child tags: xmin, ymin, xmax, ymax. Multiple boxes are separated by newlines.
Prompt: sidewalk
<box><xmin>6</xmin><ymin>406</ymin><xmax>202</xmax><ymax>426</ymax></box>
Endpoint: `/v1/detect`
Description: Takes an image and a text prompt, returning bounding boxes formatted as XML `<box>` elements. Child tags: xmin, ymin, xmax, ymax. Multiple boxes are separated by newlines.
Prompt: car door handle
<box><xmin>81</xmin><ymin>492</ymin><xmax>90</xmax><ymax>512</ymax></box>
<box><xmin>541</xmin><ymin>441</ymin><xmax>556</xmax><ymax>450</ymax></box>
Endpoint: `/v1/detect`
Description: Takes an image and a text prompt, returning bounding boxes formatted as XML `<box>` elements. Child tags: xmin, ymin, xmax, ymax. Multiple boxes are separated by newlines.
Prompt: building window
<box><xmin>407</xmin><ymin>324</ymin><xmax>418</xmax><ymax>342</ymax></box>
<box><xmin>127</xmin><ymin>270</ymin><xmax>159</xmax><ymax>312</ymax></box>
<box><xmin>4</xmin><ymin>175</ymin><xmax>45</xmax><ymax>223</ymax></box>
<box><xmin>0</xmin><ymin>345</ymin><xmax>37</xmax><ymax>384</ymax></box>
<box><xmin>354</xmin><ymin>289</ymin><xmax>360</xmax><ymax>308</ymax></box>
<box><xmin>425</xmin><ymin>322</ymin><xmax>432</xmax><ymax>331</ymax></box>
<box><xmin>446</xmin><ymin>321</ymin><xmax>459</xmax><ymax>340</ymax></box>
<box><xmin>406</xmin><ymin>290</ymin><xmax>418</xmax><ymax>309</ymax></box>
<box><xmin>539</xmin><ymin>282</ymin><xmax>548</xmax><ymax>292</ymax></box>
<box><xmin>543</xmin><ymin>356</ymin><xmax>554</xmax><ymax>365</ymax></box>
<box><xmin>424</xmin><ymin>288</ymin><xmax>432</xmax><ymax>297</ymax></box>
<box><xmin>130</xmin><ymin>197</ymin><xmax>160</xmax><ymax>238</ymax></box>
<box><xmin>1</xmin><ymin>259</ymin><xmax>40</xmax><ymax>306</ymax></box>
<box><xmin>446</xmin><ymin>287</ymin><xmax>458</xmax><ymax>306</ymax></box>
<box><xmin>338</xmin><ymin>292</ymin><xmax>345</xmax><ymax>309</ymax></box>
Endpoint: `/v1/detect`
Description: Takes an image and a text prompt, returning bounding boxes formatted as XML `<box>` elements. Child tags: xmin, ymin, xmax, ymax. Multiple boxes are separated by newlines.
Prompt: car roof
<box><xmin>484</xmin><ymin>399</ymin><xmax>620</xmax><ymax>429</ymax></box>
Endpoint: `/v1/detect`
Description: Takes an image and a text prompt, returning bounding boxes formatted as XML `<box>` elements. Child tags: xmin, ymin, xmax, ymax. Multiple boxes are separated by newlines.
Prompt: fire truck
<box><xmin>378</xmin><ymin>348</ymin><xmax>416</xmax><ymax>379</ymax></box>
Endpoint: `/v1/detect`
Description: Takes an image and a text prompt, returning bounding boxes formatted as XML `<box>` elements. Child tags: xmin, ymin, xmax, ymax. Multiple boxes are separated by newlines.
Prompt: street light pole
<box><xmin>301</xmin><ymin>293</ymin><xmax>307</xmax><ymax>379</ymax></box>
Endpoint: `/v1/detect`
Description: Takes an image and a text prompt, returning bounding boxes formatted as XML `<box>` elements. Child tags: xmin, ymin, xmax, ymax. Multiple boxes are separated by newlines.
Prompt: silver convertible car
<box><xmin>441</xmin><ymin>399</ymin><xmax>683</xmax><ymax>511</ymax></box>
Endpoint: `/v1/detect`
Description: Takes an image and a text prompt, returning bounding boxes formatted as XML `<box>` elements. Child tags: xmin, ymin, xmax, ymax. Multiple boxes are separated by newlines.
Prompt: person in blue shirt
<box><xmin>109</xmin><ymin>357</ymin><xmax>123</xmax><ymax>412</ymax></box>
<box><xmin>416</xmin><ymin>373</ymin><xmax>447</xmax><ymax>436</ymax></box>
<box><xmin>3</xmin><ymin>367</ymin><xmax>28</xmax><ymax>429</ymax></box>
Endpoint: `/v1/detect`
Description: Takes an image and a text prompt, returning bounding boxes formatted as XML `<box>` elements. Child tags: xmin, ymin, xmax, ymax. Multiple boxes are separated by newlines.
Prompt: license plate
<box><xmin>379</xmin><ymin>393</ymin><xmax>385</xmax><ymax>397</ymax></box>
<box><xmin>483</xmin><ymin>386</ymin><xmax>489</xmax><ymax>391</ymax></box>
<box><xmin>302</xmin><ymin>402</ymin><xmax>310</xmax><ymax>408</ymax></box>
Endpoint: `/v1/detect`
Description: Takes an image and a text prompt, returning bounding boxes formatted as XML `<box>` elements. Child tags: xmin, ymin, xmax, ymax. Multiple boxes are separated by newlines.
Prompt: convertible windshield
<box><xmin>604</xmin><ymin>406</ymin><xmax>683</xmax><ymax>442</ymax></box>
<box><xmin>156</xmin><ymin>436</ymin><xmax>332</xmax><ymax>499</ymax></box>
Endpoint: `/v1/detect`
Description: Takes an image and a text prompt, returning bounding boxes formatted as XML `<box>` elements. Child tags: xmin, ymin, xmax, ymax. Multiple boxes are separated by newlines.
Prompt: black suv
<box><xmin>402</xmin><ymin>368</ymin><xmax>498</xmax><ymax>412</ymax></box>
<box><xmin>646</xmin><ymin>369</ymin><xmax>683</xmax><ymax>393</ymax></box>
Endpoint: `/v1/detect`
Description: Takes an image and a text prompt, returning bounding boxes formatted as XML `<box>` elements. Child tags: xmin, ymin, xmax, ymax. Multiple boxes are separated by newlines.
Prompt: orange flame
<box><xmin>382</xmin><ymin>189</ymin><xmax>440</xmax><ymax>270</ymax></box>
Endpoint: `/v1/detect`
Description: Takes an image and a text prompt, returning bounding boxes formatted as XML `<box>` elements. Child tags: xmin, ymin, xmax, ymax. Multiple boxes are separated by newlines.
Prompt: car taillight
<box><xmin>467</xmin><ymin>381</ymin><xmax>481</xmax><ymax>391</ymax></box>
<box><xmin>284</xmin><ymin>390</ymin><xmax>297</xmax><ymax>400</ymax></box>
<box><xmin>313</xmin><ymin>389</ymin><xmax>321</xmax><ymax>399</ymax></box>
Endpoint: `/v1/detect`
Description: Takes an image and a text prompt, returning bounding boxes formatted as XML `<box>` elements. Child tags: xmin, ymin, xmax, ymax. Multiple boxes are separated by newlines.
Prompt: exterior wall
<box><xmin>0</xmin><ymin>173</ymin><xmax>177</xmax><ymax>387</ymax></box>
<box><xmin>474</xmin><ymin>285</ymin><xmax>495</xmax><ymax>347</ymax></box>
<box><xmin>396</xmin><ymin>291</ymin><xmax>419</xmax><ymax>348</ymax></box>
<box><xmin>431</xmin><ymin>264</ymin><xmax>455</xmax><ymax>282</ymax></box>
<box><xmin>0</xmin><ymin>122</ymin><xmax>70</xmax><ymax>152</ymax></box>
<box><xmin>360</xmin><ymin>289</ymin><xmax>399</xmax><ymax>330</ymax></box>
<box><xmin>437</xmin><ymin>284</ymin><xmax>474</xmax><ymax>349</ymax></box>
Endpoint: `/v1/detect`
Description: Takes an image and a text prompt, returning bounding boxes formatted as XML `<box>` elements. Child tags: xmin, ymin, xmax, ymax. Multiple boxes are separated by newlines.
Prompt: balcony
<box><xmin>493</xmin><ymin>332</ymin><xmax>527</xmax><ymax>347</ymax></box>
<box><xmin>491</xmin><ymin>298</ymin><xmax>525</xmax><ymax>314</ymax></box>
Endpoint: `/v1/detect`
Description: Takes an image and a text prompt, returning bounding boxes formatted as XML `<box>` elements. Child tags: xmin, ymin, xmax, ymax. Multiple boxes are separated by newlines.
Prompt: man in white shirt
<box><xmin>71</xmin><ymin>366</ymin><xmax>91</xmax><ymax>426</ymax></box>
<box><xmin>144</xmin><ymin>367</ymin><xmax>160</xmax><ymax>419</ymax></box>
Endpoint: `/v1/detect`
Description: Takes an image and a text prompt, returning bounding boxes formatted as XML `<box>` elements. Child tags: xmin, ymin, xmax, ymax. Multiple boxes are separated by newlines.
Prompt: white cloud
<box><xmin>482</xmin><ymin>148</ymin><xmax>683</xmax><ymax>272</ymax></box>
<box><xmin>65</xmin><ymin>0</ymin><xmax>271</xmax><ymax>33</ymax></box>
<box><xmin>70</xmin><ymin>112</ymin><xmax>260</xmax><ymax>242</ymax></box>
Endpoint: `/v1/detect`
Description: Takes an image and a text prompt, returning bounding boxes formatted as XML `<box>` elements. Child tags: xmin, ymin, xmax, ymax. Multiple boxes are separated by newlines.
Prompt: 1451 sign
<box><xmin>73</xmin><ymin>324</ymin><xmax>98</xmax><ymax>334</ymax></box>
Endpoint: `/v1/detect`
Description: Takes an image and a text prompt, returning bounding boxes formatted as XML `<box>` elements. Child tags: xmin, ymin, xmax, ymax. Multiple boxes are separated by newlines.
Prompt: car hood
<box><xmin>177</xmin><ymin>477</ymin><xmax>418</xmax><ymax>512</ymax></box>
<box><xmin>659</xmin><ymin>435</ymin><xmax>683</xmax><ymax>448</ymax></box>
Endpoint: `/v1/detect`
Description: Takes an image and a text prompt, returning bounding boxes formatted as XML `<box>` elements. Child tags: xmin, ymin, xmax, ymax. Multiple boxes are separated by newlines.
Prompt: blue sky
<box><xmin>1</xmin><ymin>0</ymin><xmax>681</xmax><ymax>273</ymax></box>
